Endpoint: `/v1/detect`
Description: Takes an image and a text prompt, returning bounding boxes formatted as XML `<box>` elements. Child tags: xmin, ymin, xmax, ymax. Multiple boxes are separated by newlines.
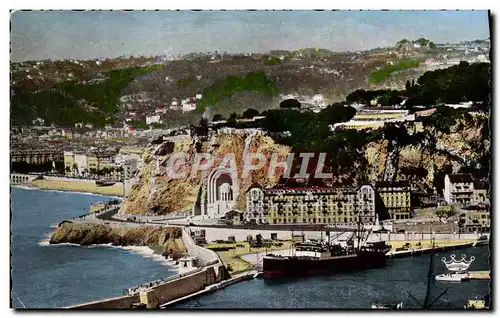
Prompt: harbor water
<box><xmin>10</xmin><ymin>187</ymin><xmax>176</xmax><ymax>308</ymax></box>
<box><xmin>175</xmin><ymin>249</ymin><xmax>490</xmax><ymax>309</ymax></box>
<box><xmin>11</xmin><ymin>187</ymin><xmax>490</xmax><ymax>309</ymax></box>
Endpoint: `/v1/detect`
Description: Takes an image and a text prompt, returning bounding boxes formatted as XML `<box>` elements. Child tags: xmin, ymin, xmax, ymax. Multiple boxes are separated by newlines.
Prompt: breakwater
<box><xmin>71</xmin><ymin>264</ymin><xmax>224</xmax><ymax>309</ymax></box>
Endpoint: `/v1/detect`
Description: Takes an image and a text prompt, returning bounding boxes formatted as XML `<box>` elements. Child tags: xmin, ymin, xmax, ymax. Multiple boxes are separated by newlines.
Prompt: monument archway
<box><xmin>206</xmin><ymin>167</ymin><xmax>240</xmax><ymax>218</ymax></box>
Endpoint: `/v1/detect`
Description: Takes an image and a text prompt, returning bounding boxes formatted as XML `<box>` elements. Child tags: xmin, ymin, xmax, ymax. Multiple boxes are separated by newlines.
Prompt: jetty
<box><xmin>469</xmin><ymin>271</ymin><xmax>490</xmax><ymax>280</ymax></box>
<box><xmin>386</xmin><ymin>241</ymin><xmax>483</xmax><ymax>258</ymax></box>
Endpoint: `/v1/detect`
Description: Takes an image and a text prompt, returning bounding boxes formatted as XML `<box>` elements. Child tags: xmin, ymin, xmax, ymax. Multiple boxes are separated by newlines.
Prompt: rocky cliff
<box><xmin>50</xmin><ymin>222</ymin><xmax>183</xmax><ymax>257</ymax></box>
<box><xmin>121</xmin><ymin>131</ymin><xmax>291</xmax><ymax>215</ymax></box>
<box><xmin>364</xmin><ymin>114</ymin><xmax>489</xmax><ymax>186</ymax></box>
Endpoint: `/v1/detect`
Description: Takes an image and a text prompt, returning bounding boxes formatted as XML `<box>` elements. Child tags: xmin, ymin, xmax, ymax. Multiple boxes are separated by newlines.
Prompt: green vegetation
<box><xmin>280</xmin><ymin>99</ymin><xmax>301</xmax><ymax>108</ymax></box>
<box><xmin>129</xmin><ymin>120</ymin><xmax>149</xmax><ymax>130</ymax></box>
<box><xmin>196</xmin><ymin>71</ymin><xmax>280</xmax><ymax>113</ymax></box>
<box><xmin>410</xmin><ymin>62</ymin><xmax>490</xmax><ymax>105</ymax></box>
<box><xmin>150</xmin><ymin>122</ymin><xmax>167</xmax><ymax>129</ymax></box>
<box><xmin>263</xmin><ymin>57</ymin><xmax>282</xmax><ymax>66</ymax></box>
<box><xmin>176</xmin><ymin>76</ymin><xmax>194</xmax><ymax>88</ymax></box>
<box><xmin>350</xmin><ymin>62</ymin><xmax>490</xmax><ymax>108</ymax></box>
<box><xmin>242</xmin><ymin>108</ymin><xmax>260</xmax><ymax>119</ymax></box>
<box><xmin>11</xmin><ymin>64</ymin><xmax>163</xmax><ymax>127</ymax></box>
<box><xmin>396</xmin><ymin>38</ymin><xmax>434</xmax><ymax>48</ymax></box>
<box><xmin>435</xmin><ymin>206</ymin><xmax>457</xmax><ymax>219</ymax></box>
<box><xmin>369</xmin><ymin>59</ymin><xmax>423</xmax><ymax>83</ymax></box>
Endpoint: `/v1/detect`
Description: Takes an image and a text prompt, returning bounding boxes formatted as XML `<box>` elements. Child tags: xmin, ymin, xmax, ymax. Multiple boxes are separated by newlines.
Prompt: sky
<box><xmin>10</xmin><ymin>10</ymin><xmax>490</xmax><ymax>62</ymax></box>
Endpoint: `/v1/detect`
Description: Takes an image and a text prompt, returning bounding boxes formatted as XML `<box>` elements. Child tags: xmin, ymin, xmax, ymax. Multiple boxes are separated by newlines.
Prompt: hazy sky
<box><xmin>11</xmin><ymin>10</ymin><xmax>490</xmax><ymax>62</ymax></box>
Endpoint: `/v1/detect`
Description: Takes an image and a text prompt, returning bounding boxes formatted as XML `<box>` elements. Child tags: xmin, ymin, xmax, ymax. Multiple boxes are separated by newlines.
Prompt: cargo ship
<box><xmin>263</xmin><ymin>224</ymin><xmax>391</xmax><ymax>278</ymax></box>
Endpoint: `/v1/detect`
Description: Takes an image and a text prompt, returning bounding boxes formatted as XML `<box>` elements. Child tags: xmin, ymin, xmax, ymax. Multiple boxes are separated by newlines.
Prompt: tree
<box><xmin>212</xmin><ymin>114</ymin><xmax>223</xmax><ymax>121</ymax></box>
<box><xmin>405</xmin><ymin>80</ymin><xmax>411</xmax><ymax>91</ymax></box>
<box><xmin>226</xmin><ymin>113</ymin><xmax>238</xmax><ymax>127</ymax></box>
<box><xmin>435</xmin><ymin>206</ymin><xmax>456</xmax><ymax>219</ymax></box>
<box><xmin>242</xmin><ymin>108</ymin><xmax>259</xmax><ymax>119</ymax></box>
<box><xmin>279</xmin><ymin>99</ymin><xmax>301</xmax><ymax>109</ymax></box>
<box><xmin>195</xmin><ymin>117</ymin><xmax>209</xmax><ymax>136</ymax></box>
<box><xmin>428</xmin><ymin>41</ymin><xmax>436</xmax><ymax>49</ymax></box>
<box><xmin>397</xmin><ymin>39</ymin><xmax>409</xmax><ymax>47</ymax></box>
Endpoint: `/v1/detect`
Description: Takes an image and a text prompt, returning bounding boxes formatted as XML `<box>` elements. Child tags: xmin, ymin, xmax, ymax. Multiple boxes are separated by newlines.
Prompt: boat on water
<box><xmin>263</xmin><ymin>222</ymin><xmax>391</xmax><ymax>278</ymax></box>
<box><xmin>435</xmin><ymin>272</ymin><xmax>471</xmax><ymax>282</ymax></box>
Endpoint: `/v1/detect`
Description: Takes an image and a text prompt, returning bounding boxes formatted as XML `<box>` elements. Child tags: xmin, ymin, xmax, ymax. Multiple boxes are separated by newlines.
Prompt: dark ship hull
<box><xmin>263</xmin><ymin>251</ymin><xmax>387</xmax><ymax>278</ymax></box>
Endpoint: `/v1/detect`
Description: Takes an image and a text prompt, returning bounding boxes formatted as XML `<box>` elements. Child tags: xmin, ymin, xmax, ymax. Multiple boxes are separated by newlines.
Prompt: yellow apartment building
<box><xmin>375</xmin><ymin>181</ymin><xmax>412</xmax><ymax>220</ymax></box>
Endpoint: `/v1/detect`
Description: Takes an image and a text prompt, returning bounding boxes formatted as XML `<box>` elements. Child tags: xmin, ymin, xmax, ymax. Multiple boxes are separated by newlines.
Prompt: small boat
<box><xmin>371</xmin><ymin>302</ymin><xmax>403</xmax><ymax>309</ymax></box>
<box><xmin>253</xmin><ymin>271</ymin><xmax>263</xmax><ymax>279</ymax></box>
<box><xmin>96</xmin><ymin>180</ymin><xmax>116</xmax><ymax>187</ymax></box>
<box><xmin>435</xmin><ymin>272</ymin><xmax>471</xmax><ymax>282</ymax></box>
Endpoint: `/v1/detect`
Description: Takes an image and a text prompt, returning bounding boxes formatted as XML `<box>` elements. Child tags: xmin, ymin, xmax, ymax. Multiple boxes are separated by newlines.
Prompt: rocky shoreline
<box><xmin>50</xmin><ymin>222</ymin><xmax>183</xmax><ymax>259</ymax></box>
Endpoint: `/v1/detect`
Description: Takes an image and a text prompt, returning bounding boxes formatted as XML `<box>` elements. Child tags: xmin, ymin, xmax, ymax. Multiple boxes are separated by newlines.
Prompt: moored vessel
<box><xmin>263</xmin><ymin>221</ymin><xmax>391</xmax><ymax>279</ymax></box>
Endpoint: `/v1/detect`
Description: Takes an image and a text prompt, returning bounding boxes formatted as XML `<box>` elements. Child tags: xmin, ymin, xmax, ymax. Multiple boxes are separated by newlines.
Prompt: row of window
<box><xmin>393</xmin><ymin>213</ymin><xmax>411</xmax><ymax>220</ymax></box>
<box><xmin>269</xmin><ymin>217</ymin><xmax>375</xmax><ymax>224</ymax></box>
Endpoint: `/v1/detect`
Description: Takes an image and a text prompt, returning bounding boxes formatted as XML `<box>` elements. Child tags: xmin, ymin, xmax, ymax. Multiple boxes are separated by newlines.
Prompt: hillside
<box><xmin>11</xmin><ymin>44</ymin><xmax>461</xmax><ymax>127</ymax></box>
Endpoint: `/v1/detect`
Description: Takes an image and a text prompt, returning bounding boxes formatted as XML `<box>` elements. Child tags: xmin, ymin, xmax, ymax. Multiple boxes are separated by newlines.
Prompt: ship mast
<box><xmin>406</xmin><ymin>254</ymin><xmax>449</xmax><ymax>308</ymax></box>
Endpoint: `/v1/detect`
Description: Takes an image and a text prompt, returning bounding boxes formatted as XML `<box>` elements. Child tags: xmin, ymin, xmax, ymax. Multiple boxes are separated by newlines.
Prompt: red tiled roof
<box><xmin>266</xmin><ymin>186</ymin><xmax>331</xmax><ymax>193</ymax></box>
<box><xmin>246</xmin><ymin>183</ymin><xmax>263</xmax><ymax>192</ymax></box>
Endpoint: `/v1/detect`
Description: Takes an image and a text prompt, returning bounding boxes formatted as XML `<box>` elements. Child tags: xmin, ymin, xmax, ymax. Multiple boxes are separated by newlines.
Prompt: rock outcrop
<box><xmin>50</xmin><ymin>222</ymin><xmax>183</xmax><ymax>257</ymax></box>
<box><xmin>121</xmin><ymin>130</ymin><xmax>291</xmax><ymax>215</ymax></box>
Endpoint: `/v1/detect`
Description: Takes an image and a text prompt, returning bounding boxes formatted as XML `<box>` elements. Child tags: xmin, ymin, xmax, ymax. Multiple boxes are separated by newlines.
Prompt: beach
<box><xmin>27</xmin><ymin>179</ymin><xmax>124</xmax><ymax>197</ymax></box>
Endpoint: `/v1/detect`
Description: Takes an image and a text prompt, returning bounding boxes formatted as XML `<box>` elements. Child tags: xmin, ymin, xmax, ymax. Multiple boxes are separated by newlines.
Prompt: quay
<box><xmin>469</xmin><ymin>271</ymin><xmax>490</xmax><ymax>280</ymax></box>
<box><xmin>385</xmin><ymin>240</ymin><xmax>488</xmax><ymax>259</ymax></box>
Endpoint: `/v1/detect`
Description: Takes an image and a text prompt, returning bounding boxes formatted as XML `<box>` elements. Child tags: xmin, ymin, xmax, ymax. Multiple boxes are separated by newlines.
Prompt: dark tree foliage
<box><xmin>194</xmin><ymin>117</ymin><xmax>209</xmax><ymax>136</ymax></box>
<box><xmin>212</xmin><ymin>114</ymin><xmax>224</xmax><ymax>121</ymax></box>
<box><xmin>345</xmin><ymin>89</ymin><xmax>404</xmax><ymax>106</ymax></box>
<box><xmin>242</xmin><ymin>108</ymin><xmax>260</xmax><ymax>119</ymax></box>
<box><xmin>226</xmin><ymin>112</ymin><xmax>238</xmax><ymax>127</ymax></box>
<box><xmin>406</xmin><ymin>62</ymin><xmax>490</xmax><ymax>106</ymax></box>
<box><xmin>279</xmin><ymin>99</ymin><xmax>301</xmax><ymax>108</ymax></box>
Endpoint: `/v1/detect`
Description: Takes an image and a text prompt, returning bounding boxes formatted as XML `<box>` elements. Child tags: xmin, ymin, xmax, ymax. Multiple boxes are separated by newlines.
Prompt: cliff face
<box><xmin>50</xmin><ymin>222</ymin><xmax>182</xmax><ymax>256</ymax></box>
<box><xmin>364</xmin><ymin>115</ymin><xmax>488</xmax><ymax>186</ymax></box>
<box><xmin>121</xmin><ymin>131</ymin><xmax>291</xmax><ymax>215</ymax></box>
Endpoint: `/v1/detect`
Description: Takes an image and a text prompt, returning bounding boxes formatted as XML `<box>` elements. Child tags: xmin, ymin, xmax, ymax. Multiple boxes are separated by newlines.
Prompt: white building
<box><xmin>443</xmin><ymin>174</ymin><xmax>474</xmax><ymax>205</ymax></box>
<box><xmin>312</xmin><ymin>94</ymin><xmax>326</xmax><ymax>107</ymax></box>
<box><xmin>195</xmin><ymin>93</ymin><xmax>203</xmax><ymax>100</ymax></box>
<box><xmin>146</xmin><ymin>115</ymin><xmax>161</xmax><ymax>125</ymax></box>
<box><xmin>32</xmin><ymin>117</ymin><xmax>45</xmax><ymax>126</ymax></box>
<box><xmin>74</xmin><ymin>154</ymin><xmax>88</xmax><ymax>176</ymax></box>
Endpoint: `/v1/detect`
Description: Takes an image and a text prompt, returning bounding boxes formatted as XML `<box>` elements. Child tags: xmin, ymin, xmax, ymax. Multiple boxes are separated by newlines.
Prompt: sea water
<box><xmin>10</xmin><ymin>187</ymin><xmax>176</xmax><ymax>308</ymax></box>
